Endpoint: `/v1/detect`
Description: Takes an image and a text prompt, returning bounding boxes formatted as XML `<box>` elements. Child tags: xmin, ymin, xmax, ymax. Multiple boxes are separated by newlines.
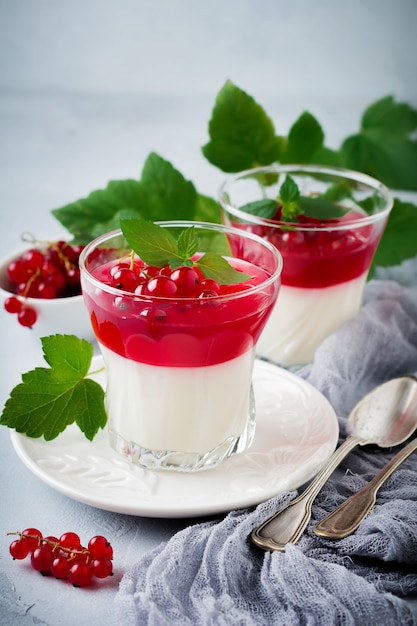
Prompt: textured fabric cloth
<box><xmin>115</xmin><ymin>259</ymin><xmax>417</xmax><ymax>626</ymax></box>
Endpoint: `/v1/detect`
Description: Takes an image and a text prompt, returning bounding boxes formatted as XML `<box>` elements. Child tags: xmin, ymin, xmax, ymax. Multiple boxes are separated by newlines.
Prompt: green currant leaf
<box><xmin>194</xmin><ymin>194</ymin><xmax>222</xmax><ymax>223</ymax></box>
<box><xmin>281</xmin><ymin>111</ymin><xmax>325</xmax><ymax>163</ymax></box>
<box><xmin>202</xmin><ymin>80</ymin><xmax>284</xmax><ymax>172</ymax></box>
<box><xmin>140</xmin><ymin>152</ymin><xmax>197</xmax><ymax>221</ymax></box>
<box><xmin>0</xmin><ymin>335</ymin><xmax>106</xmax><ymax>441</ymax></box>
<box><xmin>340</xmin><ymin>96</ymin><xmax>417</xmax><ymax>190</ymax></box>
<box><xmin>369</xmin><ymin>198</ymin><xmax>417</xmax><ymax>277</ymax></box>
<box><xmin>120</xmin><ymin>218</ymin><xmax>180</xmax><ymax>266</ymax></box>
<box><xmin>52</xmin><ymin>153</ymin><xmax>199</xmax><ymax>244</ymax></box>
<box><xmin>195</xmin><ymin>252</ymin><xmax>251</xmax><ymax>284</ymax></box>
<box><xmin>52</xmin><ymin>179</ymin><xmax>146</xmax><ymax>243</ymax></box>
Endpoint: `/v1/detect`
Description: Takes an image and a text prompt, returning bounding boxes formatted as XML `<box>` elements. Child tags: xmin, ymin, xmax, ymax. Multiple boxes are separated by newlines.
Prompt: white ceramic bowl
<box><xmin>0</xmin><ymin>245</ymin><xmax>95</xmax><ymax>342</ymax></box>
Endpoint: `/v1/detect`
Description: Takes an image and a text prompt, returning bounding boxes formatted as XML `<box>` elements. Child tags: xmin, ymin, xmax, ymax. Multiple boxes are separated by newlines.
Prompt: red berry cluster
<box><xmin>4</xmin><ymin>241</ymin><xmax>84</xmax><ymax>328</ymax></box>
<box><xmin>109</xmin><ymin>260</ymin><xmax>222</xmax><ymax>299</ymax></box>
<box><xmin>8</xmin><ymin>528</ymin><xmax>113</xmax><ymax>587</ymax></box>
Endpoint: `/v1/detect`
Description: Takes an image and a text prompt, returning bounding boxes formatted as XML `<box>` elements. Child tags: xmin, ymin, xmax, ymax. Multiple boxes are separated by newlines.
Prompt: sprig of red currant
<box><xmin>3</xmin><ymin>238</ymin><xmax>84</xmax><ymax>328</ymax></box>
<box><xmin>8</xmin><ymin>528</ymin><xmax>113</xmax><ymax>587</ymax></box>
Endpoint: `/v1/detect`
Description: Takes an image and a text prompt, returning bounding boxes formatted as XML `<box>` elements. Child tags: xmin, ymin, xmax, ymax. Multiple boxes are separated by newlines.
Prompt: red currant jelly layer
<box><xmin>234</xmin><ymin>210</ymin><xmax>387</xmax><ymax>289</ymax></box>
<box><xmin>81</xmin><ymin>257</ymin><xmax>278</xmax><ymax>368</ymax></box>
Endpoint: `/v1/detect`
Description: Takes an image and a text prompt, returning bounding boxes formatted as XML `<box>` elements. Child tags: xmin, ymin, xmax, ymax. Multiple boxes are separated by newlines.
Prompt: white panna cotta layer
<box><xmin>100</xmin><ymin>343</ymin><xmax>255</xmax><ymax>454</ymax></box>
<box><xmin>257</xmin><ymin>273</ymin><xmax>367</xmax><ymax>367</ymax></box>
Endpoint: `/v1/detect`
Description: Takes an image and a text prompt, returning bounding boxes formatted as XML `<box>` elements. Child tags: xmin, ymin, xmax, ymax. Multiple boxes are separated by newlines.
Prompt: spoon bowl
<box><xmin>349</xmin><ymin>376</ymin><xmax>417</xmax><ymax>445</ymax></box>
<box><xmin>251</xmin><ymin>375</ymin><xmax>417</xmax><ymax>551</ymax></box>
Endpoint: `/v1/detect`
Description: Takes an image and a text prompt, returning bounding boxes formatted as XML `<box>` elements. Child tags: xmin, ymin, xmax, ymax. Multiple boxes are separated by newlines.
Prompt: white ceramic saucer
<box><xmin>11</xmin><ymin>356</ymin><xmax>338</xmax><ymax>518</ymax></box>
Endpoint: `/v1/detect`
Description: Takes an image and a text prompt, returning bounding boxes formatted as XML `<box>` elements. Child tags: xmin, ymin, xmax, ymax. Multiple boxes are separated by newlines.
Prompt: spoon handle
<box><xmin>251</xmin><ymin>435</ymin><xmax>362</xmax><ymax>551</ymax></box>
<box><xmin>314</xmin><ymin>436</ymin><xmax>417</xmax><ymax>539</ymax></box>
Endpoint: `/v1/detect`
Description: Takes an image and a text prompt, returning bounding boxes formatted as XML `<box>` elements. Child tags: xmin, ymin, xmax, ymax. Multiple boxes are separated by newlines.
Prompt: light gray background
<box><xmin>0</xmin><ymin>2</ymin><xmax>416</xmax><ymax>624</ymax></box>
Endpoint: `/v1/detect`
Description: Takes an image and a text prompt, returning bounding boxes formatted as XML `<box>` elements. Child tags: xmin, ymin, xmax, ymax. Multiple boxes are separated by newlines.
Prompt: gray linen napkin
<box><xmin>115</xmin><ymin>259</ymin><xmax>417</xmax><ymax>626</ymax></box>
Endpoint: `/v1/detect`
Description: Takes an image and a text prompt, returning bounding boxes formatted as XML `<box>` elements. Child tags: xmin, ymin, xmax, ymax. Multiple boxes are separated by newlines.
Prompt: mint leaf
<box><xmin>195</xmin><ymin>253</ymin><xmax>251</xmax><ymax>284</ymax></box>
<box><xmin>202</xmin><ymin>80</ymin><xmax>284</xmax><ymax>172</ymax></box>
<box><xmin>280</xmin><ymin>175</ymin><xmax>300</xmax><ymax>204</ymax></box>
<box><xmin>340</xmin><ymin>96</ymin><xmax>417</xmax><ymax>190</ymax></box>
<box><xmin>120</xmin><ymin>218</ymin><xmax>179</xmax><ymax>266</ymax></box>
<box><xmin>369</xmin><ymin>199</ymin><xmax>417</xmax><ymax>276</ymax></box>
<box><xmin>298</xmin><ymin>196</ymin><xmax>349</xmax><ymax>219</ymax></box>
<box><xmin>0</xmin><ymin>335</ymin><xmax>106</xmax><ymax>441</ymax></box>
<box><xmin>240</xmin><ymin>199</ymin><xmax>278</xmax><ymax>219</ymax></box>
<box><xmin>177</xmin><ymin>226</ymin><xmax>199</xmax><ymax>260</ymax></box>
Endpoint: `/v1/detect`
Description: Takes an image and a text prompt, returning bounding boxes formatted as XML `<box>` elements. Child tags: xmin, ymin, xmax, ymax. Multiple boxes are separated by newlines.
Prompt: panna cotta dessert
<box><xmin>80</xmin><ymin>220</ymin><xmax>282</xmax><ymax>471</ymax></box>
<box><xmin>219</xmin><ymin>165</ymin><xmax>393</xmax><ymax>366</ymax></box>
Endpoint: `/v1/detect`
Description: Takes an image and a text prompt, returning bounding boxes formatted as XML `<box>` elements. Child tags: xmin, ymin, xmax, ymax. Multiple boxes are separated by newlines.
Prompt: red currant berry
<box><xmin>87</xmin><ymin>535</ymin><xmax>111</xmax><ymax>559</ymax></box>
<box><xmin>21</xmin><ymin>248</ymin><xmax>45</xmax><ymax>271</ymax></box>
<box><xmin>45</xmin><ymin>270</ymin><xmax>66</xmax><ymax>295</ymax></box>
<box><xmin>7</xmin><ymin>259</ymin><xmax>31</xmax><ymax>284</ymax></box>
<box><xmin>69</xmin><ymin>548</ymin><xmax>89</xmax><ymax>565</ymax></box>
<box><xmin>17</xmin><ymin>276</ymin><xmax>41</xmax><ymax>297</ymax></box>
<box><xmin>17</xmin><ymin>306</ymin><xmax>37</xmax><ymax>328</ymax></box>
<box><xmin>31</xmin><ymin>546</ymin><xmax>54</xmax><ymax>574</ymax></box>
<box><xmin>170</xmin><ymin>266</ymin><xmax>200</xmax><ymax>296</ymax></box>
<box><xmin>69</xmin><ymin>563</ymin><xmax>93</xmax><ymax>587</ymax></box>
<box><xmin>143</xmin><ymin>265</ymin><xmax>160</xmax><ymax>279</ymax></box>
<box><xmin>59</xmin><ymin>532</ymin><xmax>81</xmax><ymax>550</ymax></box>
<box><xmin>51</xmin><ymin>555</ymin><xmax>71</xmax><ymax>579</ymax></box>
<box><xmin>9</xmin><ymin>539</ymin><xmax>30</xmax><ymax>560</ymax></box>
<box><xmin>36</xmin><ymin>282</ymin><xmax>57</xmax><ymax>299</ymax></box>
<box><xmin>42</xmin><ymin>536</ymin><xmax>60</xmax><ymax>553</ymax></box>
<box><xmin>4</xmin><ymin>296</ymin><xmax>23</xmax><ymax>313</ymax></box>
<box><xmin>90</xmin><ymin>558</ymin><xmax>113</xmax><ymax>579</ymax></box>
<box><xmin>199</xmin><ymin>279</ymin><xmax>220</xmax><ymax>294</ymax></box>
<box><xmin>111</xmin><ymin>268</ymin><xmax>139</xmax><ymax>292</ymax></box>
<box><xmin>21</xmin><ymin>528</ymin><xmax>43</xmax><ymax>551</ymax></box>
<box><xmin>65</xmin><ymin>267</ymin><xmax>81</xmax><ymax>290</ymax></box>
<box><xmin>144</xmin><ymin>276</ymin><xmax>177</xmax><ymax>297</ymax></box>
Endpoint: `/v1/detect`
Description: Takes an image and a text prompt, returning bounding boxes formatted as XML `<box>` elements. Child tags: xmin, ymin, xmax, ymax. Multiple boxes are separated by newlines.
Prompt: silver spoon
<box><xmin>251</xmin><ymin>375</ymin><xmax>417</xmax><ymax>551</ymax></box>
<box><xmin>313</xmin><ymin>435</ymin><xmax>417</xmax><ymax>539</ymax></box>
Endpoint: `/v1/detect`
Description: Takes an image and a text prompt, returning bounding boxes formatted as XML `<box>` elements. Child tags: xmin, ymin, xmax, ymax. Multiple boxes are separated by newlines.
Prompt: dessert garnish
<box><xmin>238</xmin><ymin>175</ymin><xmax>349</xmax><ymax>223</ymax></box>
<box><xmin>8</xmin><ymin>528</ymin><xmax>113</xmax><ymax>587</ymax></box>
<box><xmin>118</xmin><ymin>217</ymin><xmax>251</xmax><ymax>292</ymax></box>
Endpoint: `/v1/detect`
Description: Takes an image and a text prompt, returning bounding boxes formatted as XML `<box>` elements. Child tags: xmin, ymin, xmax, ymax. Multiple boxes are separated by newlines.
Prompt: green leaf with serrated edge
<box><xmin>280</xmin><ymin>176</ymin><xmax>300</xmax><ymax>204</ymax></box>
<box><xmin>0</xmin><ymin>335</ymin><xmax>107</xmax><ymax>441</ymax></box>
<box><xmin>41</xmin><ymin>334</ymin><xmax>94</xmax><ymax>375</ymax></box>
<box><xmin>194</xmin><ymin>194</ymin><xmax>222</xmax><ymax>223</ymax></box>
<box><xmin>51</xmin><ymin>153</ymin><xmax>199</xmax><ymax>244</ymax></box>
<box><xmin>362</xmin><ymin>95</ymin><xmax>417</xmax><ymax>135</ymax></box>
<box><xmin>240</xmin><ymin>199</ymin><xmax>278</xmax><ymax>219</ymax></box>
<box><xmin>281</xmin><ymin>111</ymin><xmax>325</xmax><ymax>164</ymax></box>
<box><xmin>140</xmin><ymin>152</ymin><xmax>197</xmax><ymax>221</ymax></box>
<box><xmin>298</xmin><ymin>196</ymin><xmax>348</xmax><ymax>219</ymax></box>
<box><xmin>195</xmin><ymin>253</ymin><xmax>251</xmax><ymax>284</ymax></box>
<box><xmin>202</xmin><ymin>80</ymin><xmax>284</xmax><ymax>172</ymax></box>
<box><xmin>177</xmin><ymin>226</ymin><xmax>199</xmax><ymax>260</ymax></box>
<box><xmin>340</xmin><ymin>96</ymin><xmax>417</xmax><ymax>190</ymax></box>
<box><xmin>52</xmin><ymin>179</ymin><xmax>146</xmax><ymax>243</ymax></box>
<box><xmin>120</xmin><ymin>218</ymin><xmax>179</xmax><ymax>266</ymax></box>
<box><xmin>368</xmin><ymin>199</ymin><xmax>417</xmax><ymax>277</ymax></box>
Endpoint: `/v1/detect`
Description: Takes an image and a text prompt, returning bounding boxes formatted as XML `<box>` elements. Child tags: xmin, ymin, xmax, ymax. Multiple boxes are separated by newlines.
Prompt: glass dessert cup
<box><xmin>219</xmin><ymin>165</ymin><xmax>393</xmax><ymax>367</ymax></box>
<box><xmin>79</xmin><ymin>221</ymin><xmax>282</xmax><ymax>472</ymax></box>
